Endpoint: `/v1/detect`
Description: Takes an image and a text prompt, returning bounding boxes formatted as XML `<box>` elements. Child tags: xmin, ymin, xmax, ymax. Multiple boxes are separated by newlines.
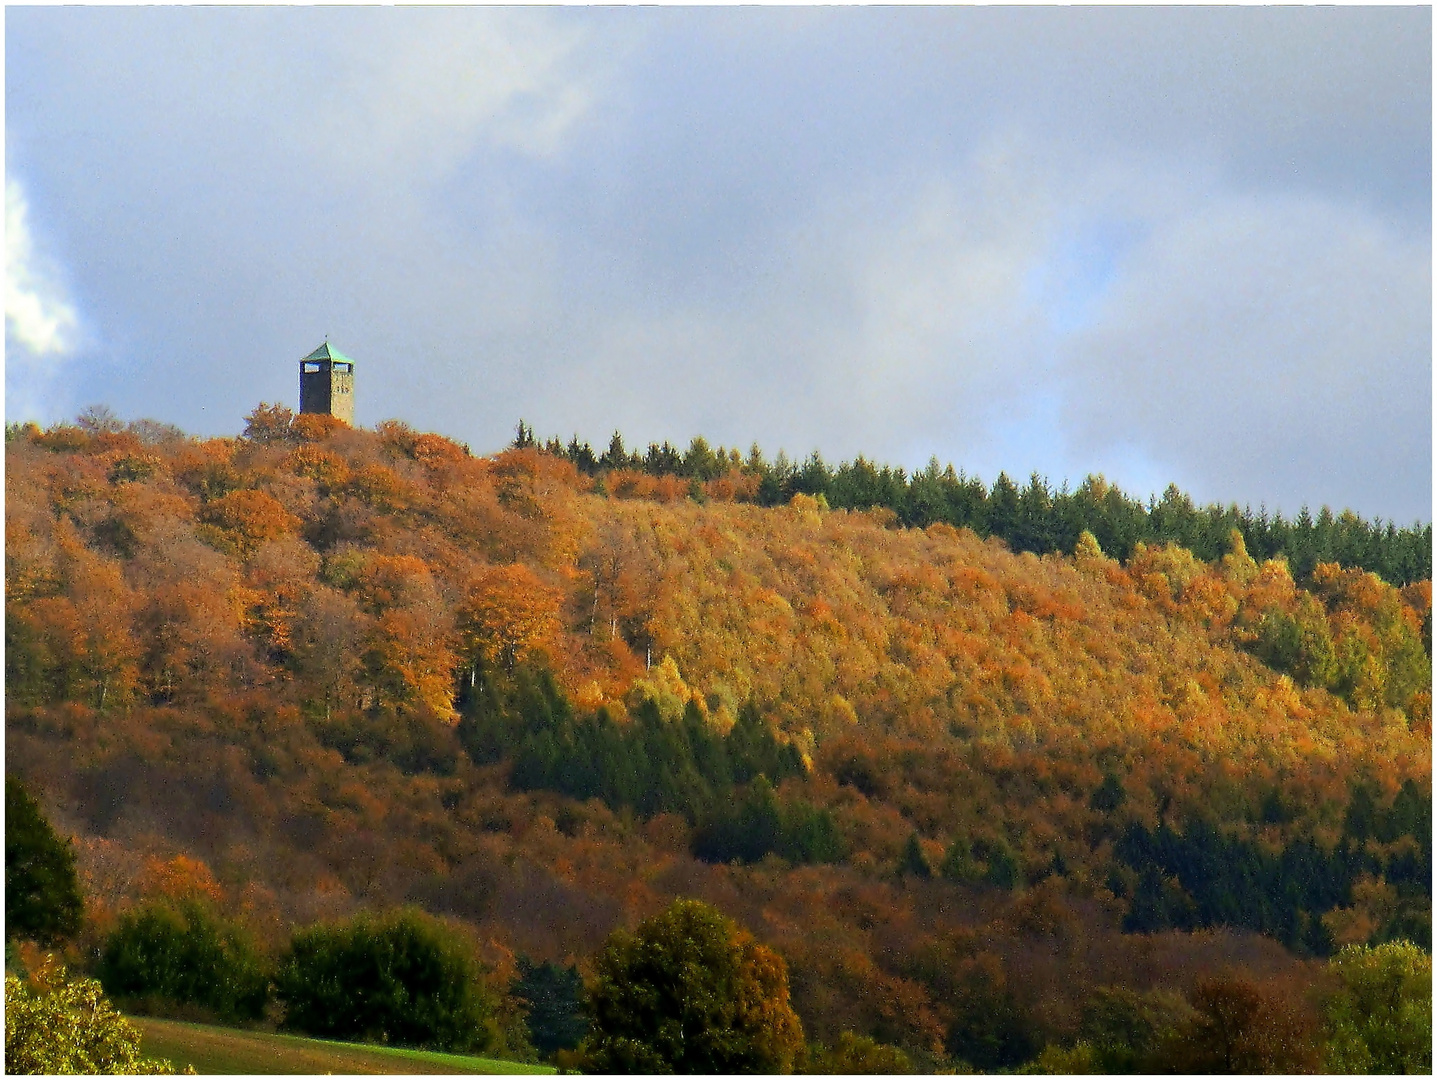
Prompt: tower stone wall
<box><xmin>299</xmin><ymin>343</ymin><xmax>355</xmax><ymax>425</ymax></box>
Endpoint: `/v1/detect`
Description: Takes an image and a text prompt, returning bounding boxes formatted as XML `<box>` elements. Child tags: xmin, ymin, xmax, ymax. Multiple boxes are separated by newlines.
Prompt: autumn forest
<box><xmin>5</xmin><ymin>407</ymin><xmax>1431</xmax><ymax>1072</ymax></box>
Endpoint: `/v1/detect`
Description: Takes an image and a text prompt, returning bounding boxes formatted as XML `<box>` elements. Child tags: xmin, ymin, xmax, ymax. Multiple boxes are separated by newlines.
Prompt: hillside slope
<box><xmin>6</xmin><ymin>413</ymin><xmax>1430</xmax><ymax>1061</ymax></box>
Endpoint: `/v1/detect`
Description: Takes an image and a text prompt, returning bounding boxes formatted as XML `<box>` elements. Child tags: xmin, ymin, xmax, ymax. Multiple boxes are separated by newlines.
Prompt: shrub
<box><xmin>578</xmin><ymin>898</ymin><xmax>805</xmax><ymax>1073</ymax></box>
<box><xmin>274</xmin><ymin>908</ymin><xmax>494</xmax><ymax>1051</ymax></box>
<box><xmin>5</xmin><ymin>967</ymin><xmax>185</xmax><ymax>1074</ymax></box>
<box><xmin>1017</xmin><ymin>1041</ymin><xmax>1099</xmax><ymax>1074</ymax></box>
<box><xmin>6</xmin><ymin>776</ymin><xmax>84</xmax><ymax>945</ymax></box>
<box><xmin>97</xmin><ymin>900</ymin><xmax>270</xmax><ymax>1023</ymax></box>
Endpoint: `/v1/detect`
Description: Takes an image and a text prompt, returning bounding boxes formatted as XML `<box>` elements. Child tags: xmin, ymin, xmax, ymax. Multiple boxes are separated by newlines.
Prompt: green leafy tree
<box><xmin>5</xmin><ymin>968</ymin><xmax>185</xmax><ymax>1074</ymax></box>
<box><xmin>578</xmin><ymin>898</ymin><xmax>805</xmax><ymax>1073</ymax></box>
<box><xmin>275</xmin><ymin>908</ymin><xmax>494</xmax><ymax>1051</ymax></box>
<box><xmin>977</xmin><ymin>836</ymin><xmax>1022</xmax><ymax>890</ymax></box>
<box><xmin>1322</xmin><ymin>941</ymin><xmax>1431</xmax><ymax>1074</ymax></box>
<box><xmin>1077</xmin><ymin>985</ymin><xmax>1191</xmax><ymax>1073</ymax></box>
<box><xmin>511</xmin><ymin>957</ymin><xmax>589</xmax><ymax>1058</ymax></box>
<box><xmin>97</xmin><ymin>900</ymin><xmax>269</xmax><ymax>1022</ymax></box>
<box><xmin>6</xmin><ymin>776</ymin><xmax>83</xmax><ymax>946</ymax></box>
<box><xmin>922</xmin><ymin>832</ymin><xmax>1022</xmax><ymax>890</ymax></box>
<box><xmin>1089</xmin><ymin>772</ymin><xmax>1127</xmax><ymax>814</ymax></box>
<box><xmin>944</xmin><ymin>956</ymin><xmax>1038</xmax><ymax>1071</ymax></box>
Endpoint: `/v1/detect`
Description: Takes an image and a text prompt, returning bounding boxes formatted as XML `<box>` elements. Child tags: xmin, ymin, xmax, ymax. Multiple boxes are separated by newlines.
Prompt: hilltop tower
<box><xmin>299</xmin><ymin>342</ymin><xmax>355</xmax><ymax>425</ymax></box>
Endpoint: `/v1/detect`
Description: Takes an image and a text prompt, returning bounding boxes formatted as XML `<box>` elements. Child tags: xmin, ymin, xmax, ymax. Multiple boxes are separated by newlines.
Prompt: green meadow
<box><xmin>132</xmin><ymin>1017</ymin><xmax>557</xmax><ymax>1076</ymax></box>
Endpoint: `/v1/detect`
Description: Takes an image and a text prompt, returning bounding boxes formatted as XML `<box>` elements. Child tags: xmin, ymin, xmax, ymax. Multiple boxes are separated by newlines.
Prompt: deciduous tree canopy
<box><xmin>579</xmin><ymin>899</ymin><xmax>805</xmax><ymax>1074</ymax></box>
<box><xmin>274</xmin><ymin>908</ymin><xmax>494</xmax><ymax>1052</ymax></box>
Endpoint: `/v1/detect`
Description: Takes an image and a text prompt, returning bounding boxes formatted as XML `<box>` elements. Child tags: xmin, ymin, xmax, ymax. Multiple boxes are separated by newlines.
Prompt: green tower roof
<box><xmin>302</xmin><ymin>342</ymin><xmax>355</xmax><ymax>365</ymax></box>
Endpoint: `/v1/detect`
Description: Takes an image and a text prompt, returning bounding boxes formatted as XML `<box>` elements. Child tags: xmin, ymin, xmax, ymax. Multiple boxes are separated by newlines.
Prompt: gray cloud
<box><xmin>541</xmin><ymin>142</ymin><xmax>1059</xmax><ymax>458</ymax></box>
<box><xmin>1063</xmin><ymin>182</ymin><xmax>1432</xmax><ymax>522</ymax></box>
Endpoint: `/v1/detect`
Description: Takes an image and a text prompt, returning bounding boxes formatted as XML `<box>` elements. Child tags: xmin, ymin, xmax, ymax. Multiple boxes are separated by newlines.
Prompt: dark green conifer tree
<box><xmin>898</xmin><ymin>832</ymin><xmax>933</xmax><ymax>878</ymax></box>
<box><xmin>511</xmin><ymin>957</ymin><xmax>589</xmax><ymax>1058</ymax></box>
<box><xmin>6</xmin><ymin>776</ymin><xmax>83</xmax><ymax>945</ymax></box>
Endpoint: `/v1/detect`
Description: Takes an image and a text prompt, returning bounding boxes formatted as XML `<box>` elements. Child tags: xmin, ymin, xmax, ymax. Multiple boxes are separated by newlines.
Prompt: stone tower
<box><xmin>299</xmin><ymin>342</ymin><xmax>355</xmax><ymax>425</ymax></box>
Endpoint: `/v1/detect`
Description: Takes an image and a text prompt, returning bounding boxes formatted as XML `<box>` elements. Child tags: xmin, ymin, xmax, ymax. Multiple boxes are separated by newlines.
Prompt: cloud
<box><xmin>4</xmin><ymin>8</ymin><xmax>1428</xmax><ymax>520</ymax></box>
<box><xmin>825</xmin><ymin>149</ymin><xmax>1057</xmax><ymax>449</ymax></box>
<box><xmin>6</xmin><ymin>178</ymin><xmax>78</xmax><ymax>358</ymax></box>
<box><xmin>539</xmin><ymin>140</ymin><xmax>1063</xmax><ymax>466</ymax></box>
<box><xmin>536</xmin><ymin>137</ymin><xmax>1429</xmax><ymax>522</ymax></box>
<box><xmin>1062</xmin><ymin>183</ymin><xmax>1431</xmax><ymax>520</ymax></box>
<box><xmin>3</xmin><ymin>7</ymin><xmax>621</xmax><ymax>429</ymax></box>
<box><xmin>293</xmin><ymin>9</ymin><xmax>618</xmax><ymax>184</ymax></box>
<box><xmin>6</xmin><ymin>177</ymin><xmax>84</xmax><ymax>422</ymax></box>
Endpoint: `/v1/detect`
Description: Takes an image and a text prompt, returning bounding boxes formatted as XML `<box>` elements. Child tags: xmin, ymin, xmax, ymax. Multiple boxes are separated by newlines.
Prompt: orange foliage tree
<box><xmin>459</xmin><ymin>564</ymin><xmax>563</xmax><ymax>674</ymax></box>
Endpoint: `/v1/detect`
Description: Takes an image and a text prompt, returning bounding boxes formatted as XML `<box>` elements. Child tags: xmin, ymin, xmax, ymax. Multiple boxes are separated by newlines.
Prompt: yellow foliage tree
<box><xmin>200</xmin><ymin>489</ymin><xmax>298</xmax><ymax>558</ymax></box>
<box><xmin>5</xmin><ymin>966</ymin><xmax>186</xmax><ymax>1074</ymax></box>
<box><xmin>626</xmin><ymin>654</ymin><xmax>701</xmax><ymax>723</ymax></box>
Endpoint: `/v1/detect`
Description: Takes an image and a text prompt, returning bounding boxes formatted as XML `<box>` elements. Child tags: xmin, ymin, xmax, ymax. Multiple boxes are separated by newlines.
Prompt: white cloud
<box><xmin>6</xmin><ymin>177</ymin><xmax>84</xmax><ymax>422</ymax></box>
<box><xmin>827</xmin><ymin>148</ymin><xmax>1058</xmax><ymax>449</ymax></box>
<box><xmin>6</xmin><ymin>178</ymin><xmax>78</xmax><ymax>358</ymax></box>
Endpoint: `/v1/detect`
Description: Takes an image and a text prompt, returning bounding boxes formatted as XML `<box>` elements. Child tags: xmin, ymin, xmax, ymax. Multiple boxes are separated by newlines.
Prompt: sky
<box><xmin>6</xmin><ymin>6</ymin><xmax>1432</xmax><ymax>523</ymax></box>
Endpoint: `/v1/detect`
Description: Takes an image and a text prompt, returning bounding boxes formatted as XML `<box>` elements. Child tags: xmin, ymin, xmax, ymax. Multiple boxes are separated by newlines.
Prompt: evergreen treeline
<box><xmin>519</xmin><ymin>423</ymin><xmax>1432</xmax><ymax>586</ymax></box>
<box><xmin>457</xmin><ymin>665</ymin><xmax>838</xmax><ymax>864</ymax></box>
<box><xmin>692</xmin><ymin>777</ymin><xmax>847</xmax><ymax>865</ymax></box>
<box><xmin>1113</xmin><ymin>778</ymin><xmax>1432</xmax><ymax>956</ymax></box>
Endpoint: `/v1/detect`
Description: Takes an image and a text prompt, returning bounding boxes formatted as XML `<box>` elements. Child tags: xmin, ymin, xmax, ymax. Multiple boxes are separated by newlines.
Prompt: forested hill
<box><xmin>520</xmin><ymin>422</ymin><xmax>1433</xmax><ymax>586</ymax></box>
<box><xmin>5</xmin><ymin>407</ymin><xmax>1431</xmax><ymax>1068</ymax></box>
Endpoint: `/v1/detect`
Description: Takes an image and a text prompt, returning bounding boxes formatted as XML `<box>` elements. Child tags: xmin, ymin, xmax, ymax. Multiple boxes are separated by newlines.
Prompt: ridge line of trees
<box><xmin>517</xmin><ymin>422</ymin><xmax>1432</xmax><ymax>586</ymax></box>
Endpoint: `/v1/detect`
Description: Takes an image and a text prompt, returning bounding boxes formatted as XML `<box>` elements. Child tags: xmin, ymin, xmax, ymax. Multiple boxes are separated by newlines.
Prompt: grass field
<box><xmin>131</xmin><ymin>1016</ymin><xmax>558</xmax><ymax>1075</ymax></box>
